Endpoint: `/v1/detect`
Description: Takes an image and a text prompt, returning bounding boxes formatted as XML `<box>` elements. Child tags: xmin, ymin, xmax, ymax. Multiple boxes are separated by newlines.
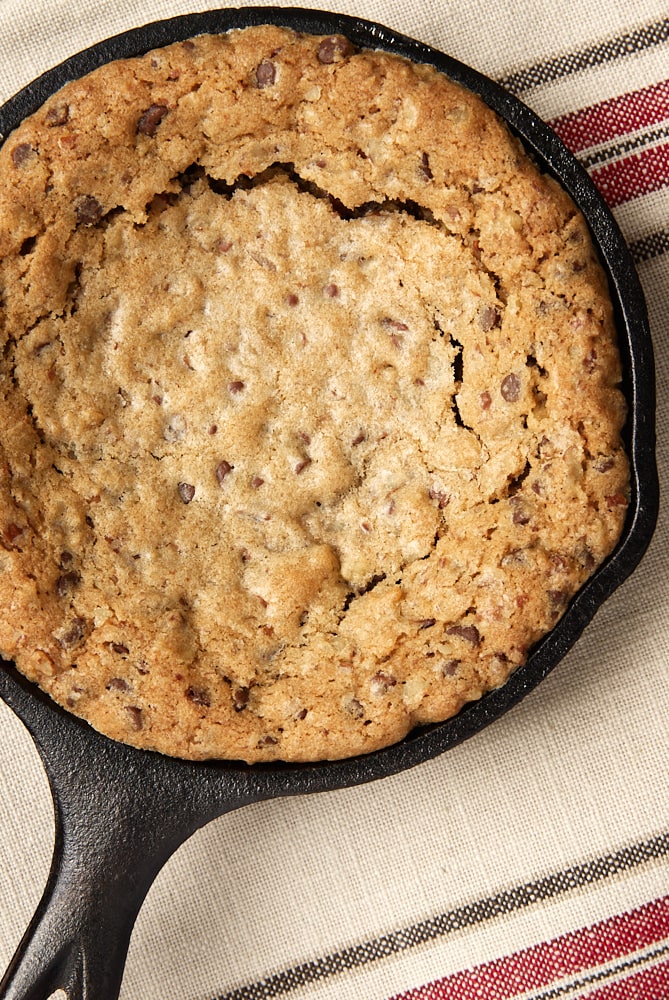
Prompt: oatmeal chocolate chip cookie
<box><xmin>0</xmin><ymin>26</ymin><xmax>628</xmax><ymax>762</ymax></box>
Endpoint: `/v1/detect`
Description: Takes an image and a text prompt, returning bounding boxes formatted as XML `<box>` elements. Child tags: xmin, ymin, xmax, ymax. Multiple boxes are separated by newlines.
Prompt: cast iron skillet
<box><xmin>0</xmin><ymin>7</ymin><xmax>658</xmax><ymax>999</ymax></box>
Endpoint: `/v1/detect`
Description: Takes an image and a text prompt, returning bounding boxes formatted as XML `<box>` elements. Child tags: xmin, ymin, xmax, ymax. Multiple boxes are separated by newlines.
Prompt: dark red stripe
<box><xmin>549</xmin><ymin>80</ymin><xmax>669</xmax><ymax>153</ymax></box>
<box><xmin>589</xmin><ymin>142</ymin><xmax>669</xmax><ymax>206</ymax></box>
<box><xmin>393</xmin><ymin>895</ymin><xmax>669</xmax><ymax>1000</ymax></box>
<box><xmin>583</xmin><ymin>956</ymin><xmax>669</xmax><ymax>999</ymax></box>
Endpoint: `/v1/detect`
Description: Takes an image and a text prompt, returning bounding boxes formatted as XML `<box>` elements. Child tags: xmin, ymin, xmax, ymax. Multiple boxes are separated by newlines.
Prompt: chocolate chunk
<box><xmin>255</xmin><ymin>59</ymin><xmax>276</xmax><ymax>88</ymax></box>
<box><xmin>419</xmin><ymin>618</ymin><xmax>436</xmax><ymax>630</ymax></box>
<box><xmin>446</xmin><ymin>624</ymin><xmax>481</xmax><ymax>646</ymax></box>
<box><xmin>186</xmin><ymin>686</ymin><xmax>211</xmax><ymax>707</ymax></box>
<box><xmin>11</xmin><ymin>143</ymin><xmax>35</xmax><ymax>168</ymax></box>
<box><xmin>216</xmin><ymin>460</ymin><xmax>233</xmax><ymax>485</ymax></box>
<box><xmin>480</xmin><ymin>391</ymin><xmax>492</xmax><ymax>411</ymax></box>
<box><xmin>57</xmin><ymin>571</ymin><xmax>81</xmax><ymax>597</ymax></box>
<box><xmin>501</xmin><ymin>372</ymin><xmax>521</xmax><ymax>402</ymax></box>
<box><xmin>75</xmin><ymin>195</ymin><xmax>103</xmax><ymax>226</ymax></box>
<box><xmin>295</xmin><ymin>458</ymin><xmax>311</xmax><ymax>475</ymax></box>
<box><xmin>178</xmin><ymin>482</ymin><xmax>195</xmax><ymax>503</ymax></box>
<box><xmin>228</xmin><ymin>380</ymin><xmax>245</xmax><ymax>394</ymax></box>
<box><xmin>317</xmin><ymin>35</ymin><xmax>355</xmax><ymax>64</ymax></box>
<box><xmin>111</xmin><ymin>643</ymin><xmax>129</xmax><ymax>655</ymax></box>
<box><xmin>257</xmin><ymin>734</ymin><xmax>278</xmax><ymax>747</ymax></box>
<box><xmin>251</xmin><ymin>476</ymin><xmax>265</xmax><ymax>488</ymax></box>
<box><xmin>137</xmin><ymin>104</ymin><xmax>169</xmax><ymax>137</ymax></box>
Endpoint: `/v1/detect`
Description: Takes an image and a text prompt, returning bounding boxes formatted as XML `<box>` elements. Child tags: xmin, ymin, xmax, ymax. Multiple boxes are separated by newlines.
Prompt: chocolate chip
<box><xmin>107</xmin><ymin>677</ymin><xmax>130</xmax><ymax>692</ymax></box>
<box><xmin>178</xmin><ymin>482</ymin><xmax>195</xmax><ymax>504</ymax></box>
<box><xmin>57</xmin><ymin>571</ymin><xmax>81</xmax><ymax>597</ymax></box>
<box><xmin>257</xmin><ymin>734</ymin><xmax>278</xmax><ymax>747</ymax></box>
<box><xmin>419</xmin><ymin>618</ymin><xmax>436</xmax><ymax>630</ymax></box>
<box><xmin>228</xmin><ymin>380</ymin><xmax>245</xmax><ymax>394</ymax></box>
<box><xmin>429</xmin><ymin>487</ymin><xmax>450</xmax><ymax>509</ymax></box>
<box><xmin>233</xmin><ymin>686</ymin><xmax>250</xmax><ymax>711</ymax></box>
<box><xmin>137</xmin><ymin>104</ymin><xmax>169</xmax><ymax>137</ymax></box>
<box><xmin>45</xmin><ymin>103</ymin><xmax>69</xmax><ymax>126</ymax></box>
<box><xmin>345</xmin><ymin>697</ymin><xmax>365</xmax><ymax>718</ymax></box>
<box><xmin>255</xmin><ymin>59</ymin><xmax>276</xmax><ymax>88</ymax></box>
<box><xmin>479</xmin><ymin>306</ymin><xmax>501</xmax><ymax>331</ymax></box>
<box><xmin>251</xmin><ymin>476</ymin><xmax>265</xmax><ymax>488</ymax></box>
<box><xmin>510</xmin><ymin>497</ymin><xmax>531</xmax><ymax>525</ymax></box>
<box><xmin>500</xmin><ymin>372</ymin><xmax>521</xmax><ymax>402</ymax></box>
<box><xmin>595</xmin><ymin>457</ymin><xmax>615</xmax><ymax>473</ymax></box>
<box><xmin>295</xmin><ymin>458</ymin><xmax>311</xmax><ymax>475</ymax></box>
<box><xmin>285</xmin><ymin>292</ymin><xmax>299</xmax><ymax>307</ymax></box>
<box><xmin>317</xmin><ymin>35</ymin><xmax>355</xmax><ymax>63</ymax></box>
<box><xmin>216</xmin><ymin>460</ymin><xmax>233</xmax><ymax>485</ymax></box>
<box><xmin>446</xmin><ymin>624</ymin><xmax>481</xmax><ymax>646</ymax></box>
<box><xmin>324</xmin><ymin>283</ymin><xmax>339</xmax><ymax>297</ymax></box>
<box><xmin>111</xmin><ymin>643</ymin><xmax>129</xmax><ymax>656</ymax></box>
<box><xmin>125</xmin><ymin>706</ymin><xmax>143</xmax><ymax>731</ymax></box>
<box><xmin>480</xmin><ymin>391</ymin><xmax>492</xmax><ymax>411</ymax></box>
<box><xmin>351</xmin><ymin>431</ymin><xmax>366</xmax><ymax>446</ymax></box>
<box><xmin>186</xmin><ymin>686</ymin><xmax>210</xmax><ymax>707</ymax></box>
<box><xmin>371</xmin><ymin>670</ymin><xmax>397</xmax><ymax>693</ymax></box>
<box><xmin>75</xmin><ymin>195</ymin><xmax>103</xmax><ymax>226</ymax></box>
<box><xmin>419</xmin><ymin>151</ymin><xmax>433</xmax><ymax>180</ymax></box>
<box><xmin>382</xmin><ymin>317</ymin><xmax>409</xmax><ymax>331</ymax></box>
<box><xmin>11</xmin><ymin>143</ymin><xmax>35</xmax><ymax>168</ymax></box>
<box><xmin>605</xmin><ymin>492</ymin><xmax>627</xmax><ymax>508</ymax></box>
<box><xmin>440</xmin><ymin>659</ymin><xmax>460</xmax><ymax>677</ymax></box>
<box><xmin>57</xmin><ymin>616</ymin><xmax>88</xmax><ymax>650</ymax></box>
<box><xmin>548</xmin><ymin>589</ymin><xmax>568</xmax><ymax>607</ymax></box>
<box><xmin>3</xmin><ymin>523</ymin><xmax>24</xmax><ymax>545</ymax></box>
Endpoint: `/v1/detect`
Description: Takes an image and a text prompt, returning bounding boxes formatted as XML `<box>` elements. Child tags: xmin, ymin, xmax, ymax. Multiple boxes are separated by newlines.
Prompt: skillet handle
<box><xmin>0</xmin><ymin>666</ymin><xmax>264</xmax><ymax>1000</ymax></box>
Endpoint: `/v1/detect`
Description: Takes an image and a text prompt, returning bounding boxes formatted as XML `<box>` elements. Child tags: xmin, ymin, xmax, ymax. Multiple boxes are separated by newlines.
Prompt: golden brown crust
<box><xmin>0</xmin><ymin>27</ymin><xmax>628</xmax><ymax>761</ymax></box>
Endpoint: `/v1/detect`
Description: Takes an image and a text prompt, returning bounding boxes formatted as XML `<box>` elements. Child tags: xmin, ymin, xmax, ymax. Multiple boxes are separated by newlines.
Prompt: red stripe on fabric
<box><xmin>582</xmin><ymin>956</ymin><xmax>669</xmax><ymax>999</ymax></box>
<box><xmin>549</xmin><ymin>80</ymin><xmax>669</xmax><ymax>153</ymax></box>
<box><xmin>392</xmin><ymin>896</ymin><xmax>669</xmax><ymax>1000</ymax></box>
<box><xmin>589</xmin><ymin>143</ymin><xmax>669</xmax><ymax>206</ymax></box>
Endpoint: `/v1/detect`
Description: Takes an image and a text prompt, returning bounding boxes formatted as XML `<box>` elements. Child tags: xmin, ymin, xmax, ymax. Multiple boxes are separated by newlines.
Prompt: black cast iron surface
<box><xmin>0</xmin><ymin>8</ymin><xmax>658</xmax><ymax>1000</ymax></box>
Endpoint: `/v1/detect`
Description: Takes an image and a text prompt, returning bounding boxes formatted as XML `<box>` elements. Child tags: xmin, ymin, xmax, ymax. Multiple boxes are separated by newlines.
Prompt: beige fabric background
<box><xmin>0</xmin><ymin>2</ymin><xmax>667</xmax><ymax>999</ymax></box>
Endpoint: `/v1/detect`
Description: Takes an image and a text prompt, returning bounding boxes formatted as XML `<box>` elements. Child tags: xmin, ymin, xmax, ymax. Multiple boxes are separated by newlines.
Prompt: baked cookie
<box><xmin>0</xmin><ymin>26</ymin><xmax>628</xmax><ymax>761</ymax></box>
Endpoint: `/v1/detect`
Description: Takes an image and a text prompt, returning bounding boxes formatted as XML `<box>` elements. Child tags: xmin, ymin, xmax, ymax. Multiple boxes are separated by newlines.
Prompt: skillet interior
<box><xmin>0</xmin><ymin>7</ymin><xmax>658</xmax><ymax>1000</ymax></box>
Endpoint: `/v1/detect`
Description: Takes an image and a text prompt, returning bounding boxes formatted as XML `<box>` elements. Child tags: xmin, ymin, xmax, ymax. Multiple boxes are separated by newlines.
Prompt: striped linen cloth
<box><xmin>0</xmin><ymin>2</ymin><xmax>667</xmax><ymax>1000</ymax></box>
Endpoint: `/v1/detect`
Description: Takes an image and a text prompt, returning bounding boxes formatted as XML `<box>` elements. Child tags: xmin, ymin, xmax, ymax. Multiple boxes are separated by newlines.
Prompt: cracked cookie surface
<box><xmin>0</xmin><ymin>26</ymin><xmax>628</xmax><ymax>761</ymax></box>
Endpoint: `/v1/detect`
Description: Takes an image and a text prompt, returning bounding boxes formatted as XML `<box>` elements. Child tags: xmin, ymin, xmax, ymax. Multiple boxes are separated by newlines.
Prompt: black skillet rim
<box><xmin>0</xmin><ymin>6</ymin><xmax>658</xmax><ymax>797</ymax></box>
